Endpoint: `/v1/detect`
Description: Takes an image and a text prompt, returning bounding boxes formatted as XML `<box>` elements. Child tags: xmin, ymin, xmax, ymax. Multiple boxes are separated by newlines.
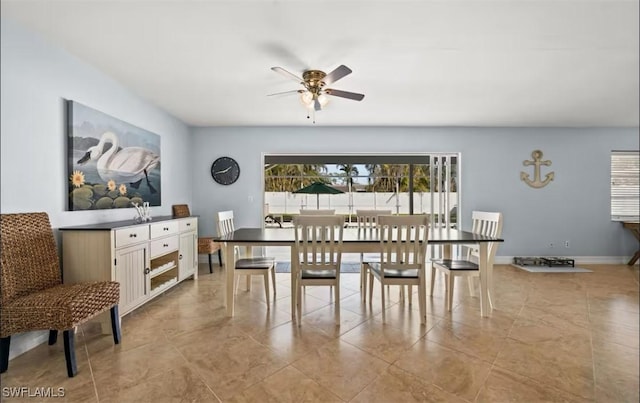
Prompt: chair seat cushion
<box><xmin>235</xmin><ymin>257</ymin><xmax>275</xmax><ymax>270</ymax></box>
<box><xmin>300</xmin><ymin>269</ymin><xmax>337</xmax><ymax>279</ymax></box>
<box><xmin>368</xmin><ymin>262</ymin><xmax>419</xmax><ymax>278</ymax></box>
<box><xmin>198</xmin><ymin>237</ymin><xmax>221</xmax><ymax>254</ymax></box>
<box><xmin>432</xmin><ymin>259</ymin><xmax>479</xmax><ymax>271</ymax></box>
<box><xmin>1</xmin><ymin>281</ymin><xmax>120</xmax><ymax>336</ymax></box>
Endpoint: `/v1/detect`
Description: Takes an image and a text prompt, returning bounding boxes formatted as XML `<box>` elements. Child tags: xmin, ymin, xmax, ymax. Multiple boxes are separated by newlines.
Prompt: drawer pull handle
<box><xmin>144</xmin><ymin>268</ymin><xmax>150</xmax><ymax>274</ymax></box>
<box><xmin>164</xmin><ymin>227</ymin><xmax>169</xmax><ymax>231</ymax></box>
<box><xmin>186</xmin><ymin>223</ymin><xmax>191</xmax><ymax>226</ymax></box>
<box><xmin>163</xmin><ymin>243</ymin><xmax>169</xmax><ymax>247</ymax></box>
<box><xmin>130</xmin><ymin>233</ymin><xmax>137</xmax><ymax>238</ymax></box>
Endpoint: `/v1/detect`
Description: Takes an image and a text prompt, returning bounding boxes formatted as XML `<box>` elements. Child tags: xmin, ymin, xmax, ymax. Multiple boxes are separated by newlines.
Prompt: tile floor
<box><xmin>1</xmin><ymin>263</ymin><xmax>638</xmax><ymax>402</ymax></box>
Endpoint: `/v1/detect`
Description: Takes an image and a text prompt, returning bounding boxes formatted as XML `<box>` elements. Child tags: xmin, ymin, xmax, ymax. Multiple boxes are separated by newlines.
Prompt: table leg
<box><xmin>290</xmin><ymin>246</ymin><xmax>297</xmax><ymax>322</ymax></box>
<box><xmin>628</xmin><ymin>251</ymin><xmax>640</xmax><ymax>266</ymax></box>
<box><xmin>225</xmin><ymin>242</ymin><xmax>236</xmax><ymax>317</ymax></box>
<box><xmin>622</xmin><ymin>223</ymin><xmax>640</xmax><ymax>266</ymax></box>
<box><xmin>244</xmin><ymin>246</ymin><xmax>252</xmax><ymax>291</ymax></box>
<box><xmin>478</xmin><ymin>243</ymin><xmax>490</xmax><ymax>317</ymax></box>
<box><xmin>443</xmin><ymin>244</ymin><xmax>452</xmax><ymax>260</ymax></box>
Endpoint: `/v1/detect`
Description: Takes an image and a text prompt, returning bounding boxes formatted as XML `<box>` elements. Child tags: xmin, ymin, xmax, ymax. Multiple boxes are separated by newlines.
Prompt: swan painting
<box><xmin>77</xmin><ymin>131</ymin><xmax>160</xmax><ymax>194</ymax></box>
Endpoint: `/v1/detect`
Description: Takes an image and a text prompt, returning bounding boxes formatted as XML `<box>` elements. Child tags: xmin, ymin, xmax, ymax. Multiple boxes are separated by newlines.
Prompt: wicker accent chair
<box><xmin>173</xmin><ymin>204</ymin><xmax>222</xmax><ymax>273</ymax></box>
<box><xmin>0</xmin><ymin>212</ymin><xmax>121</xmax><ymax>377</ymax></box>
<box><xmin>198</xmin><ymin>238</ymin><xmax>223</xmax><ymax>273</ymax></box>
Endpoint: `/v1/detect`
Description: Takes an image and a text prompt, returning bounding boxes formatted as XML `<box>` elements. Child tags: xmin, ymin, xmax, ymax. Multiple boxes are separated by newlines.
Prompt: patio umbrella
<box><xmin>293</xmin><ymin>181</ymin><xmax>344</xmax><ymax>209</ymax></box>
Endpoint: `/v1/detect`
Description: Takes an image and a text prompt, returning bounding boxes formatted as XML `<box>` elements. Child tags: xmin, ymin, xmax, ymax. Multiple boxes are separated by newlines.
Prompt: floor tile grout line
<box><xmin>169</xmin><ymin>335</ymin><xmax>224</xmax><ymax>402</ymax></box>
<box><xmin>78</xmin><ymin>326</ymin><xmax>100</xmax><ymax>403</ymax></box>
<box><xmin>486</xmin><ymin>297</ymin><xmax>596</xmax><ymax>401</ymax></box>
<box><xmin>472</xmin><ymin>303</ymin><xmax>521</xmax><ymax>403</ymax></box>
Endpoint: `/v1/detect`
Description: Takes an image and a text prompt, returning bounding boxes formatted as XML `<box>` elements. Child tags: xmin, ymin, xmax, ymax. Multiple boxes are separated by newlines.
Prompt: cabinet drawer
<box><xmin>150</xmin><ymin>221</ymin><xmax>179</xmax><ymax>239</ymax></box>
<box><xmin>150</xmin><ymin>236</ymin><xmax>179</xmax><ymax>258</ymax></box>
<box><xmin>179</xmin><ymin>218</ymin><xmax>197</xmax><ymax>232</ymax></box>
<box><xmin>115</xmin><ymin>226</ymin><xmax>149</xmax><ymax>248</ymax></box>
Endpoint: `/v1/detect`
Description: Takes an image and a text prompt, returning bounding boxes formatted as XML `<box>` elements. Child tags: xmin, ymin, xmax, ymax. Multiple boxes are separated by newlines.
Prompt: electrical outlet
<box><xmin>564</xmin><ymin>240</ymin><xmax>570</xmax><ymax>248</ymax></box>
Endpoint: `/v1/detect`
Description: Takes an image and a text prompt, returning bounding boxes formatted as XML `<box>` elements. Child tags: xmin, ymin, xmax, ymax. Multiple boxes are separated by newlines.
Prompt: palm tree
<box><xmin>264</xmin><ymin>164</ymin><xmax>327</xmax><ymax>192</ymax></box>
<box><xmin>337</xmin><ymin>164</ymin><xmax>359</xmax><ymax>186</ymax></box>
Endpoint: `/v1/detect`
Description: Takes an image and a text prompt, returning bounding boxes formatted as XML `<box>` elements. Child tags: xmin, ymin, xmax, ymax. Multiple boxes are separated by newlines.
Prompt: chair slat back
<box><xmin>293</xmin><ymin>215</ymin><xmax>344</xmax><ymax>272</ymax></box>
<box><xmin>1</xmin><ymin>212</ymin><xmax>62</xmax><ymax>306</ymax></box>
<box><xmin>378</xmin><ymin>215</ymin><xmax>429</xmax><ymax>272</ymax></box>
<box><xmin>356</xmin><ymin>210</ymin><xmax>392</xmax><ymax>230</ymax></box>
<box><xmin>300</xmin><ymin>209</ymin><xmax>336</xmax><ymax>215</ymax></box>
<box><xmin>216</xmin><ymin>210</ymin><xmax>235</xmax><ymax>237</ymax></box>
<box><xmin>466</xmin><ymin>211</ymin><xmax>503</xmax><ymax>262</ymax></box>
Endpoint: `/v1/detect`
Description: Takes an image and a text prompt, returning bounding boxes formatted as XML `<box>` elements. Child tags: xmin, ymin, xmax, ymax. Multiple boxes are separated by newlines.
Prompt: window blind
<box><xmin>611</xmin><ymin>150</ymin><xmax>640</xmax><ymax>221</ymax></box>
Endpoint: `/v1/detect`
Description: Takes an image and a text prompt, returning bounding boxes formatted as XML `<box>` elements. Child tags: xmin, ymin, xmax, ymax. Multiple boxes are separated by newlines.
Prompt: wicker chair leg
<box><xmin>111</xmin><ymin>305</ymin><xmax>122</xmax><ymax>345</ymax></box>
<box><xmin>208</xmin><ymin>254</ymin><xmax>213</xmax><ymax>273</ymax></box>
<box><xmin>218</xmin><ymin>250</ymin><xmax>223</xmax><ymax>266</ymax></box>
<box><xmin>48</xmin><ymin>330</ymin><xmax>58</xmax><ymax>345</ymax></box>
<box><xmin>63</xmin><ymin>330</ymin><xmax>77</xmax><ymax>377</ymax></box>
<box><xmin>0</xmin><ymin>336</ymin><xmax>10</xmax><ymax>373</ymax></box>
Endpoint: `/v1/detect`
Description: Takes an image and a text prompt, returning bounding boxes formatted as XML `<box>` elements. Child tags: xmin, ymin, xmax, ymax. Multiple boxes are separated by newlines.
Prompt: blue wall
<box><xmin>1</xmin><ymin>19</ymin><xmax>193</xmax><ymax>358</ymax></box>
<box><xmin>1</xmin><ymin>19</ymin><xmax>193</xmax><ymax>226</ymax></box>
<box><xmin>192</xmin><ymin>127</ymin><xmax>639</xmax><ymax>261</ymax></box>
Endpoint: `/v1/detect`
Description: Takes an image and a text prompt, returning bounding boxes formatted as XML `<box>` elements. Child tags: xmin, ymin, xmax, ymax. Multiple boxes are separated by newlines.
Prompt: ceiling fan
<box><xmin>268</xmin><ymin>65</ymin><xmax>365</xmax><ymax>121</ymax></box>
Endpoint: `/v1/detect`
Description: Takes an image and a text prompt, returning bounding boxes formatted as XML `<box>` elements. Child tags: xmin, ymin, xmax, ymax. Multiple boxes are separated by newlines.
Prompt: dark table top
<box><xmin>220</xmin><ymin>227</ymin><xmax>503</xmax><ymax>244</ymax></box>
<box><xmin>59</xmin><ymin>215</ymin><xmax>180</xmax><ymax>231</ymax></box>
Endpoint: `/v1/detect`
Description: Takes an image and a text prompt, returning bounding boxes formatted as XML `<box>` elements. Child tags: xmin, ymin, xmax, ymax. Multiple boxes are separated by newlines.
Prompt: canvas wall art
<box><xmin>67</xmin><ymin>100</ymin><xmax>161</xmax><ymax>210</ymax></box>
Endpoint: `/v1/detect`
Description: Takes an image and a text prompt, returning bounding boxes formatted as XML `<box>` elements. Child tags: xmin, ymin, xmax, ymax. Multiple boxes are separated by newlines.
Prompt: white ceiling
<box><xmin>2</xmin><ymin>0</ymin><xmax>639</xmax><ymax>127</ymax></box>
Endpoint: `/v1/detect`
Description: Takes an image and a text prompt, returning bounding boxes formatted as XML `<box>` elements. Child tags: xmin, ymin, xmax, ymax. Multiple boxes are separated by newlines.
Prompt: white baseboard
<box><xmin>8</xmin><ymin>330</ymin><xmax>48</xmax><ymax>360</ymax></box>
<box><xmin>495</xmin><ymin>256</ymin><xmax>637</xmax><ymax>265</ymax></box>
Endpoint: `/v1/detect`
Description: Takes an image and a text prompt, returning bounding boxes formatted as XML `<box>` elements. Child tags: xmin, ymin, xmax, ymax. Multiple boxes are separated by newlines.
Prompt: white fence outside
<box><xmin>265</xmin><ymin>192</ymin><xmax>458</xmax><ymax>216</ymax></box>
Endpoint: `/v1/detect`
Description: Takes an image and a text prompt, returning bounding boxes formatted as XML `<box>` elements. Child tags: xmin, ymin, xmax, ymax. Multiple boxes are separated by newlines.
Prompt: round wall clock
<box><xmin>210</xmin><ymin>157</ymin><xmax>240</xmax><ymax>185</ymax></box>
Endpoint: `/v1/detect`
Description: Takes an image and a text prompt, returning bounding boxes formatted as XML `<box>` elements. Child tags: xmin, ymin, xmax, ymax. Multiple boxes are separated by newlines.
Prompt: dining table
<box><xmin>219</xmin><ymin>227</ymin><xmax>504</xmax><ymax>319</ymax></box>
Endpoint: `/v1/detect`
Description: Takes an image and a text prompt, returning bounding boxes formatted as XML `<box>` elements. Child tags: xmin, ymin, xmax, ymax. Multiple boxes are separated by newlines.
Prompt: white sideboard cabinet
<box><xmin>60</xmin><ymin>216</ymin><xmax>198</xmax><ymax>317</ymax></box>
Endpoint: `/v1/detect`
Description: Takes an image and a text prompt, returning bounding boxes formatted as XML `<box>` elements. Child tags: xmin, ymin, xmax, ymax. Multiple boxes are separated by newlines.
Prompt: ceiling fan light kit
<box><xmin>300</xmin><ymin>91</ymin><xmax>329</xmax><ymax>108</ymax></box>
<box><xmin>269</xmin><ymin>65</ymin><xmax>365</xmax><ymax>123</ymax></box>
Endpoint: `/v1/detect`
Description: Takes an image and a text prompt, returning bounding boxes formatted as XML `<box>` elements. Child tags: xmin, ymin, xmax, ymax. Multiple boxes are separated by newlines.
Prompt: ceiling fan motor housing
<box><xmin>303</xmin><ymin>70</ymin><xmax>327</xmax><ymax>91</ymax></box>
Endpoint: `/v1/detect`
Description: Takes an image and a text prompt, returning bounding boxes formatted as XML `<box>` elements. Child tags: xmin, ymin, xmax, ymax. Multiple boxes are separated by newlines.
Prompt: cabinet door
<box><xmin>179</xmin><ymin>231</ymin><xmax>197</xmax><ymax>281</ymax></box>
<box><xmin>114</xmin><ymin>243</ymin><xmax>149</xmax><ymax>314</ymax></box>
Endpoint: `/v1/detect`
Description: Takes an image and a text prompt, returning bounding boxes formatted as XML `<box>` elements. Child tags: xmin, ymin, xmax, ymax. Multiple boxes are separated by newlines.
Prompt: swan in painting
<box><xmin>77</xmin><ymin>131</ymin><xmax>160</xmax><ymax>193</ymax></box>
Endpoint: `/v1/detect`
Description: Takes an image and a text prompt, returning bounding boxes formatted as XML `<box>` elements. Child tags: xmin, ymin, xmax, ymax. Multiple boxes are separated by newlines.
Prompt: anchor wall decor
<box><xmin>520</xmin><ymin>149</ymin><xmax>554</xmax><ymax>188</ymax></box>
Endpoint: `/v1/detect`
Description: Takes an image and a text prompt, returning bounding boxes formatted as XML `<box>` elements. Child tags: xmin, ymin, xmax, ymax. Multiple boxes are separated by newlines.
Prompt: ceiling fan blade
<box><xmin>323</xmin><ymin>65</ymin><xmax>352</xmax><ymax>85</ymax></box>
<box><xmin>324</xmin><ymin>88</ymin><xmax>365</xmax><ymax>101</ymax></box>
<box><xmin>267</xmin><ymin>89</ymin><xmax>303</xmax><ymax>97</ymax></box>
<box><xmin>271</xmin><ymin>66</ymin><xmax>303</xmax><ymax>83</ymax></box>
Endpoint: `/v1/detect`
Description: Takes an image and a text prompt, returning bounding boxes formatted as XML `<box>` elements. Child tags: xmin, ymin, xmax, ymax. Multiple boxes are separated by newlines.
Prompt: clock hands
<box><xmin>214</xmin><ymin>166</ymin><xmax>232</xmax><ymax>175</ymax></box>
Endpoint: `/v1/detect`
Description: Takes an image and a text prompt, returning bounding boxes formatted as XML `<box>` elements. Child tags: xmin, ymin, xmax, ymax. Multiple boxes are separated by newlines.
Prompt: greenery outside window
<box><xmin>263</xmin><ymin>154</ymin><xmax>459</xmax><ymax>227</ymax></box>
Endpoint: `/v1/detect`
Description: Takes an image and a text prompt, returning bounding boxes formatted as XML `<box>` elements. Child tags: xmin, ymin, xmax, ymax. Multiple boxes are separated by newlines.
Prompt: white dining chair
<box><xmin>430</xmin><ymin>211</ymin><xmax>503</xmax><ymax>311</ymax></box>
<box><xmin>367</xmin><ymin>215</ymin><xmax>429</xmax><ymax>324</ymax></box>
<box><xmin>292</xmin><ymin>214</ymin><xmax>344</xmax><ymax>325</ymax></box>
<box><xmin>355</xmin><ymin>209</ymin><xmax>392</xmax><ymax>302</ymax></box>
<box><xmin>217</xmin><ymin>210</ymin><xmax>276</xmax><ymax>305</ymax></box>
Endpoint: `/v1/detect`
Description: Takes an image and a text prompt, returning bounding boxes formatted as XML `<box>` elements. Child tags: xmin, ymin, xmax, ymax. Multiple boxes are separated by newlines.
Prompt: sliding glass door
<box><xmin>263</xmin><ymin>153</ymin><xmax>460</xmax><ymax>225</ymax></box>
<box><xmin>263</xmin><ymin>153</ymin><xmax>460</xmax><ymax>261</ymax></box>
